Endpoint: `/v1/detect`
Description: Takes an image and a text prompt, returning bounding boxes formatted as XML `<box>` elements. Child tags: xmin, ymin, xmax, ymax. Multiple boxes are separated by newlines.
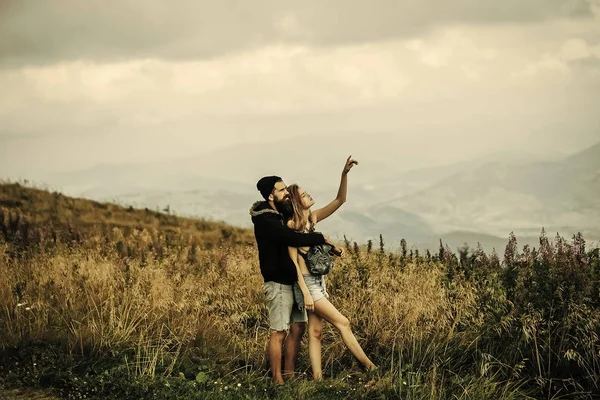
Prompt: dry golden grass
<box><xmin>0</xmin><ymin>235</ymin><xmax>477</xmax><ymax>379</ymax></box>
<box><xmin>1</xmin><ymin>183</ymin><xmax>598</xmax><ymax>399</ymax></box>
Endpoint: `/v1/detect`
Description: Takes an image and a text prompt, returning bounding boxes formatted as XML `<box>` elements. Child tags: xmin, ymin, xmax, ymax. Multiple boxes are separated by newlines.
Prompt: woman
<box><xmin>286</xmin><ymin>155</ymin><xmax>377</xmax><ymax>380</ymax></box>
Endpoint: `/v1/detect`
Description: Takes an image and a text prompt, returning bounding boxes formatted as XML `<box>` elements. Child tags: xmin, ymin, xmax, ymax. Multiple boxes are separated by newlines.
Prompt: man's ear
<box><xmin>268</xmin><ymin>193</ymin><xmax>274</xmax><ymax>202</ymax></box>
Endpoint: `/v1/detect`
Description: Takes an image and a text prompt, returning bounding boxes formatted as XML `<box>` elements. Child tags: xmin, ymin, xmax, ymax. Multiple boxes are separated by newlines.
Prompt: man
<box><xmin>249</xmin><ymin>175</ymin><xmax>330</xmax><ymax>385</ymax></box>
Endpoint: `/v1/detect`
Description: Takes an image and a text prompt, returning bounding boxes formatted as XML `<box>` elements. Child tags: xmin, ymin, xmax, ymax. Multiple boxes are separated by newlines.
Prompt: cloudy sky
<box><xmin>1</xmin><ymin>1</ymin><xmax>600</xmax><ymax>180</ymax></box>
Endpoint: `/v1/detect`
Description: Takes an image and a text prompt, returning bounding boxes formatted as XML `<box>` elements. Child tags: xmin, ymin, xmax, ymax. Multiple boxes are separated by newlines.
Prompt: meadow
<box><xmin>1</xmin><ymin>182</ymin><xmax>599</xmax><ymax>399</ymax></box>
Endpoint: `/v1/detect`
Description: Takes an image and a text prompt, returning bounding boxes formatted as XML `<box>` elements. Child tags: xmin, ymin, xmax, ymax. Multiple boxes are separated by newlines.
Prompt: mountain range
<box><xmin>31</xmin><ymin>137</ymin><xmax>600</xmax><ymax>252</ymax></box>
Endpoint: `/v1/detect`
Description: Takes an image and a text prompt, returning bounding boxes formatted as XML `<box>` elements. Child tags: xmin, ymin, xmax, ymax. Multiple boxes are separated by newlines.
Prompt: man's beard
<box><xmin>274</xmin><ymin>197</ymin><xmax>293</xmax><ymax>219</ymax></box>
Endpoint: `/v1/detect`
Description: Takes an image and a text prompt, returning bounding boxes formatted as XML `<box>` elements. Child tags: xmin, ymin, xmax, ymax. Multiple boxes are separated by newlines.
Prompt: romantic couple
<box><xmin>249</xmin><ymin>156</ymin><xmax>377</xmax><ymax>384</ymax></box>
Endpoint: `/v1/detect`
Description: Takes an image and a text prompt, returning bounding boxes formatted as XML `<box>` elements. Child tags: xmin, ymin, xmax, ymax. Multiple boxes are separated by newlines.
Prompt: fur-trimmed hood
<box><xmin>249</xmin><ymin>201</ymin><xmax>280</xmax><ymax>218</ymax></box>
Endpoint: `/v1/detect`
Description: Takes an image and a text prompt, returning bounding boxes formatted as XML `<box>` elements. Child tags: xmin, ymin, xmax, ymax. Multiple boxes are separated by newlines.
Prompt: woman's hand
<box><xmin>303</xmin><ymin>292</ymin><xmax>315</xmax><ymax>312</ymax></box>
<box><xmin>342</xmin><ymin>155</ymin><xmax>358</xmax><ymax>175</ymax></box>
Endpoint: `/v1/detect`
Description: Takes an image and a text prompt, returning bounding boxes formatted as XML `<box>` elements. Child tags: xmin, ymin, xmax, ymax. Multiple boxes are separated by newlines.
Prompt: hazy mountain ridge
<box><xmin>374</xmin><ymin>142</ymin><xmax>600</xmax><ymax>240</ymax></box>
<box><xmin>18</xmin><ymin>139</ymin><xmax>600</xmax><ymax>251</ymax></box>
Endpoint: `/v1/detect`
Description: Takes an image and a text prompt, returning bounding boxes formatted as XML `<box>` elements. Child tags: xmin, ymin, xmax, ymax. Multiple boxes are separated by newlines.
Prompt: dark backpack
<box><xmin>304</xmin><ymin>243</ymin><xmax>334</xmax><ymax>275</ymax></box>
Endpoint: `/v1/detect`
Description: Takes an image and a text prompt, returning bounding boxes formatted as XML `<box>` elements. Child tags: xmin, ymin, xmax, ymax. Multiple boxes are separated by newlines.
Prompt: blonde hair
<box><xmin>286</xmin><ymin>184</ymin><xmax>310</xmax><ymax>232</ymax></box>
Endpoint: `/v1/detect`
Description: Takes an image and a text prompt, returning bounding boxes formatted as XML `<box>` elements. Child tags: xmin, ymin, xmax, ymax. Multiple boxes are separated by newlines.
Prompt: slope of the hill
<box><xmin>0</xmin><ymin>182</ymin><xmax>255</xmax><ymax>247</ymax></box>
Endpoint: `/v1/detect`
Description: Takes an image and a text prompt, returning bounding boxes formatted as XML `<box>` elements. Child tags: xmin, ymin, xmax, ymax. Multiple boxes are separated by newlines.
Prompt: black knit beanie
<box><xmin>256</xmin><ymin>176</ymin><xmax>282</xmax><ymax>200</ymax></box>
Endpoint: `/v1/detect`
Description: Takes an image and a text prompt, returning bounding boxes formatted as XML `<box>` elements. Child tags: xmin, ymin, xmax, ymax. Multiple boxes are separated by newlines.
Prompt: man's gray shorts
<box><xmin>263</xmin><ymin>281</ymin><xmax>307</xmax><ymax>331</ymax></box>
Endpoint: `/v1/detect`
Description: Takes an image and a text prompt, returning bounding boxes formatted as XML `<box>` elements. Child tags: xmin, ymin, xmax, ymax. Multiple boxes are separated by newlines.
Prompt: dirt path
<box><xmin>0</xmin><ymin>388</ymin><xmax>61</xmax><ymax>400</ymax></box>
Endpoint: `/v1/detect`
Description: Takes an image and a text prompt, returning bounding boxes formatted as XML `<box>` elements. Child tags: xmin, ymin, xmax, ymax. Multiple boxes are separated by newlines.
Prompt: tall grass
<box><xmin>1</xmin><ymin>184</ymin><xmax>599</xmax><ymax>398</ymax></box>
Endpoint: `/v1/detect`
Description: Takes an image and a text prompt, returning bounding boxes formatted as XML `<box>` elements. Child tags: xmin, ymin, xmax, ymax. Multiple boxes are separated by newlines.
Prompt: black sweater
<box><xmin>249</xmin><ymin>201</ymin><xmax>325</xmax><ymax>284</ymax></box>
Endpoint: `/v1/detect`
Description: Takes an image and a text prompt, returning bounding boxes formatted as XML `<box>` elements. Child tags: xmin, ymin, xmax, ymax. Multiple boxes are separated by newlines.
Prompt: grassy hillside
<box><xmin>0</xmin><ymin>182</ymin><xmax>254</xmax><ymax>248</ymax></box>
<box><xmin>1</xmin><ymin>183</ymin><xmax>600</xmax><ymax>399</ymax></box>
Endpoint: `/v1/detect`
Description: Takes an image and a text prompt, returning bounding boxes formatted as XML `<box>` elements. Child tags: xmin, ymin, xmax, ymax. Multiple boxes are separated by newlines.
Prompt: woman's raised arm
<box><xmin>311</xmin><ymin>155</ymin><xmax>358</xmax><ymax>223</ymax></box>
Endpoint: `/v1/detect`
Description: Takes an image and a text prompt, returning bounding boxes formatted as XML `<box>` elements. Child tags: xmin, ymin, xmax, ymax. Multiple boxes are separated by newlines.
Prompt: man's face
<box><xmin>270</xmin><ymin>181</ymin><xmax>290</xmax><ymax>203</ymax></box>
<box><xmin>270</xmin><ymin>181</ymin><xmax>292</xmax><ymax>215</ymax></box>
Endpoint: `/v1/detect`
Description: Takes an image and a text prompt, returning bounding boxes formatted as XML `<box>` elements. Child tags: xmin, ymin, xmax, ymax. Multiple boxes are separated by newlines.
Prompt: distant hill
<box><xmin>3</xmin><ymin>141</ymin><xmax>598</xmax><ymax>254</ymax></box>
<box><xmin>371</xmin><ymin>141</ymin><xmax>600</xmax><ymax>241</ymax></box>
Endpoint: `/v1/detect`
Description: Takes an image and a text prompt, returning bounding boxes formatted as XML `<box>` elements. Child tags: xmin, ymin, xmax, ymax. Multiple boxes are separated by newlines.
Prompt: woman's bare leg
<box><xmin>307</xmin><ymin>311</ymin><xmax>324</xmax><ymax>380</ymax></box>
<box><xmin>313</xmin><ymin>298</ymin><xmax>376</xmax><ymax>370</ymax></box>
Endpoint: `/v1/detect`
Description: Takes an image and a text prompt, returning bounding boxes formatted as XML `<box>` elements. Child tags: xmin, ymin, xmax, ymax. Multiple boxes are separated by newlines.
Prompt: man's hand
<box><xmin>342</xmin><ymin>155</ymin><xmax>358</xmax><ymax>175</ymax></box>
<box><xmin>331</xmin><ymin>246</ymin><xmax>344</xmax><ymax>257</ymax></box>
<box><xmin>323</xmin><ymin>235</ymin><xmax>343</xmax><ymax>256</ymax></box>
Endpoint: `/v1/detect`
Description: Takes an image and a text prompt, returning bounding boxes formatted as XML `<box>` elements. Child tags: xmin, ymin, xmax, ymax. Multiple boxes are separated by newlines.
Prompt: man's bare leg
<box><xmin>283</xmin><ymin>322</ymin><xmax>305</xmax><ymax>378</ymax></box>
<box><xmin>268</xmin><ymin>330</ymin><xmax>287</xmax><ymax>384</ymax></box>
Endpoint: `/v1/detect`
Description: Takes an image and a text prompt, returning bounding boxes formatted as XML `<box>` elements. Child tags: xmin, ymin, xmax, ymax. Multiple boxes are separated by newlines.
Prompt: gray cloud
<box><xmin>0</xmin><ymin>0</ymin><xmax>593</xmax><ymax>66</ymax></box>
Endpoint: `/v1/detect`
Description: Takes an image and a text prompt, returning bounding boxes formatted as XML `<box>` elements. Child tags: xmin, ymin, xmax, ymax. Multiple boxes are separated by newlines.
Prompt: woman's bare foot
<box><xmin>365</xmin><ymin>364</ymin><xmax>380</xmax><ymax>378</ymax></box>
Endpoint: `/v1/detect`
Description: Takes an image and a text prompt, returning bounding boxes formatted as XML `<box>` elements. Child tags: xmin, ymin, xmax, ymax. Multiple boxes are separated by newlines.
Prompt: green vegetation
<box><xmin>1</xmin><ymin>183</ymin><xmax>599</xmax><ymax>399</ymax></box>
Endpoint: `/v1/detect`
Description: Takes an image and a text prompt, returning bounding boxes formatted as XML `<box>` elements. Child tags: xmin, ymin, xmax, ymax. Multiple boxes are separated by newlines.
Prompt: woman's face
<box><xmin>296</xmin><ymin>187</ymin><xmax>315</xmax><ymax>210</ymax></box>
